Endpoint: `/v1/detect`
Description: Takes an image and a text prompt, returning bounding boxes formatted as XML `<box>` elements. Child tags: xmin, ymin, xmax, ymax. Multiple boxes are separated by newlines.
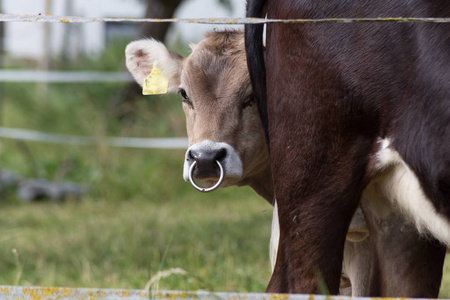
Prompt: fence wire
<box><xmin>0</xmin><ymin>70</ymin><xmax>133</xmax><ymax>83</ymax></box>
<box><xmin>1</xmin><ymin>13</ymin><xmax>450</xmax><ymax>24</ymax></box>
<box><xmin>0</xmin><ymin>127</ymin><xmax>188</xmax><ymax>149</ymax></box>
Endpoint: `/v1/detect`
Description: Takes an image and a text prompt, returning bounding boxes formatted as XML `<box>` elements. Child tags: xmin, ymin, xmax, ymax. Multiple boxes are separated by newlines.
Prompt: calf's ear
<box><xmin>125</xmin><ymin>39</ymin><xmax>184</xmax><ymax>93</ymax></box>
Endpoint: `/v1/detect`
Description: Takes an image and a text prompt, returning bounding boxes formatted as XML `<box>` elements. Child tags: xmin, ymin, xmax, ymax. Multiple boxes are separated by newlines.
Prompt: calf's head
<box><xmin>126</xmin><ymin>31</ymin><xmax>269</xmax><ymax>190</ymax></box>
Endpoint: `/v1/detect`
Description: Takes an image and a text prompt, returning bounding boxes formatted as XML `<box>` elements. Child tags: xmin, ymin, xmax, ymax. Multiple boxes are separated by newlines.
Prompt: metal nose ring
<box><xmin>188</xmin><ymin>160</ymin><xmax>224</xmax><ymax>192</ymax></box>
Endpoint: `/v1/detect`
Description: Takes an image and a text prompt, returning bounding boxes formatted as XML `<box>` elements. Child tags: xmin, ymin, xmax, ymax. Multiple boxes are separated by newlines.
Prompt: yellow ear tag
<box><xmin>142</xmin><ymin>65</ymin><xmax>169</xmax><ymax>95</ymax></box>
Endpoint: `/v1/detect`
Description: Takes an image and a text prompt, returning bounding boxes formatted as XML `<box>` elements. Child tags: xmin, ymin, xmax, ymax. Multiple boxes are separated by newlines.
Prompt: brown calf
<box><xmin>126</xmin><ymin>31</ymin><xmax>272</xmax><ymax>202</ymax></box>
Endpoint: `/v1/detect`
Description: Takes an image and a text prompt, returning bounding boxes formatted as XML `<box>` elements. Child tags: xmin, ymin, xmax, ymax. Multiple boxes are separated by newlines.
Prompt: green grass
<box><xmin>0</xmin><ymin>40</ymin><xmax>449</xmax><ymax>297</ymax></box>
<box><xmin>0</xmin><ymin>183</ymin><xmax>272</xmax><ymax>291</ymax></box>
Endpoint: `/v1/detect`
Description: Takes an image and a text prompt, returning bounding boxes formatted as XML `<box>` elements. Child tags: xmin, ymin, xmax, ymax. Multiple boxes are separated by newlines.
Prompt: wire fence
<box><xmin>0</xmin><ymin>70</ymin><xmax>133</xmax><ymax>83</ymax></box>
<box><xmin>0</xmin><ymin>7</ymin><xmax>449</xmax><ymax>299</ymax></box>
<box><xmin>1</xmin><ymin>13</ymin><xmax>450</xmax><ymax>24</ymax></box>
<box><xmin>0</xmin><ymin>127</ymin><xmax>188</xmax><ymax>149</ymax></box>
<box><xmin>0</xmin><ymin>69</ymin><xmax>184</xmax><ymax>149</ymax></box>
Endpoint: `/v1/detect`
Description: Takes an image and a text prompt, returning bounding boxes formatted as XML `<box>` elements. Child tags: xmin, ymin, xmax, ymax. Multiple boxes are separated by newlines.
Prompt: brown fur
<box><xmin>246</xmin><ymin>0</ymin><xmax>448</xmax><ymax>296</ymax></box>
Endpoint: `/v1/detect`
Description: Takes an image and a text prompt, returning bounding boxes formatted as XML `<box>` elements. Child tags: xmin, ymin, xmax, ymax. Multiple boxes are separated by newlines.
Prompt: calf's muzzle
<box><xmin>183</xmin><ymin>140</ymin><xmax>244</xmax><ymax>191</ymax></box>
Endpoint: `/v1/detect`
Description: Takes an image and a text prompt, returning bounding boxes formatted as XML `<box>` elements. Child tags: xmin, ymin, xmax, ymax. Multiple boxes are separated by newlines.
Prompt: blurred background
<box><xmin>0</xmin><ymin>0</ymin><xmax>273</xmax><ymax>292</ymax></box>
<box><xmin>0</xmin><ymin>0</ymin><xmax>449</xmax><ymax>296</ymax></box>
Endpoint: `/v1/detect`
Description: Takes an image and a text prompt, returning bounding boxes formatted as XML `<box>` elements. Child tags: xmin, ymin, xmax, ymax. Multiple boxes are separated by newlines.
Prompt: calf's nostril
<box><xmin>189</xmin><ymin>148</ymin><xmax>226</xmax><ymax>163</ymax></box>
<box><xmin>214</xmin><ymin>148</ymin><xmax>227</xmax><ymax>161</ymax></box>
<box><xmin>189</xmin><ymin>150</ymin><xmax>200</xmax><ymax>160</ymax></box>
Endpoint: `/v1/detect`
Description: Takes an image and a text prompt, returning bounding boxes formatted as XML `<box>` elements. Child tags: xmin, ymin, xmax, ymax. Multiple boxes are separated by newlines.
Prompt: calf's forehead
<box><xmin>181</xmin><ymin>48</ymin><xmax>250</xmax><ymax>103</ymax></box>
<box><xmin>181</xmin><ymin>49</ymin><xmax>255</xmax><ymax>144</ymax></box>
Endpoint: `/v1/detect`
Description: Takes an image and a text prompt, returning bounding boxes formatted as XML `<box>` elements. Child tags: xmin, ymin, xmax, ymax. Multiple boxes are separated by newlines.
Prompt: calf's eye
<box><xmin>242</xmin><ymin>96</ymin><xmax>255</xmax><ymax>109</ymax></box>
<box><xmin>178</xmin><ymin>88</ymin><xmax>193</xmax><ymax>109</ymax></box>
<box><xmin>178</xmin><ymin>88</ymin><xmax>188</xmax><ymax>99</ymax></box>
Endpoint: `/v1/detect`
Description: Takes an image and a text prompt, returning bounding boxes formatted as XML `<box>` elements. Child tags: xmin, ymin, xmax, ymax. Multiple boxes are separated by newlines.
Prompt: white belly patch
<box><xmin>372</xmin><ymin>138</ymin><xmax>450</xmax><ymax>245</ymax></box>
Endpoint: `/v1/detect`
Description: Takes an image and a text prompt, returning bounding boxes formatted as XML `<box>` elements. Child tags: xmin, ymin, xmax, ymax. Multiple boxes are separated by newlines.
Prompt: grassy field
<box><xmin>0</xmin><ymin>41</ymin><xmax>273</xmax><ymax>292</ymax></box>
<box><xmin>0</xmin><ymin>172</ymin><xmax>272</xmax><ymax>291</ymax></box>
<box><xmin>0</xmin><ymin>41</ymin><xmax>449</xmax><ymax>296</ymax></box>
<box><xmin>0</xmin><ymin>83</ymin><xmax>274</xmax><ymax>291</ymax></box>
